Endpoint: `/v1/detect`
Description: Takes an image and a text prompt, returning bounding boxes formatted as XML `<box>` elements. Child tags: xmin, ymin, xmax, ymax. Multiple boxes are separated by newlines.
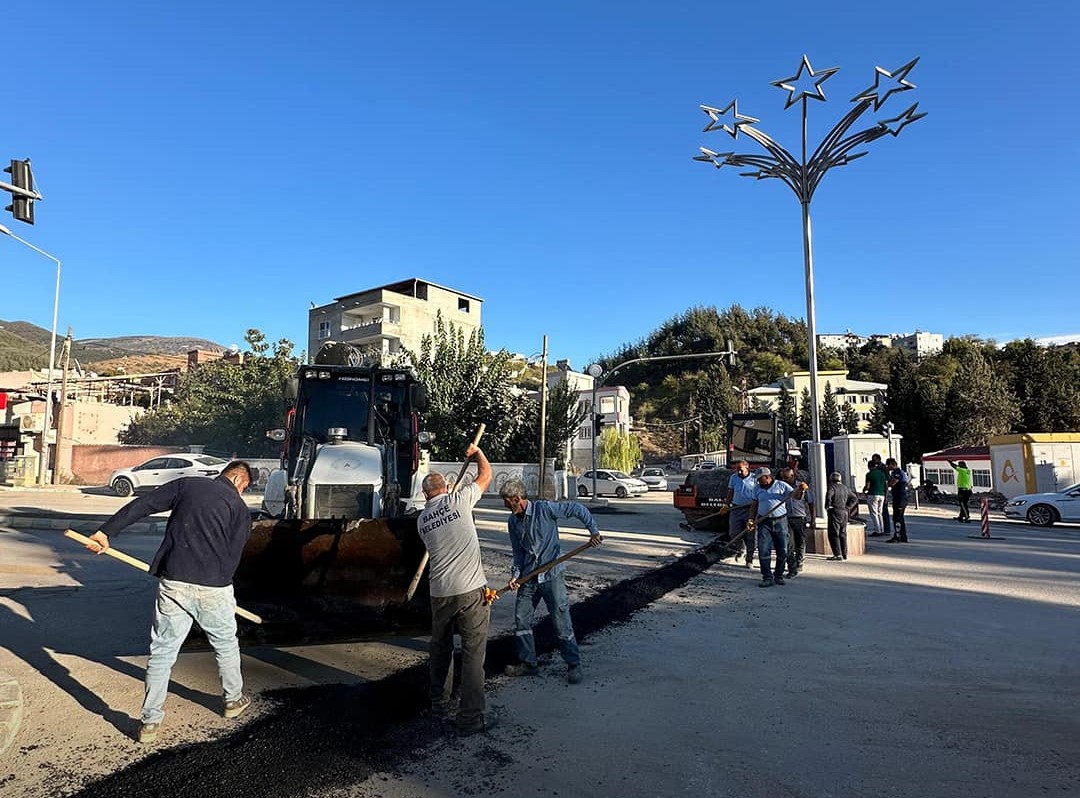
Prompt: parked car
<box><xmin>639</xmin><ymin>467</ymin><xmax>668</xmax><ymax>491</ymax></box>
<box><xmin>577</xmin><ymin>469</ymin><xmax>649</xmax><ymax>498</ymax></box>
<box><xmin>693</xmin><ymin>460</ymin><xmax>719</xmax><ymax>471</ymax></box>
<box><xmin>109</xmin><ymin>454</ymin><xmax>229</xmax><ymax>497</ymax></box>
<box><xmin>1004</xmin><ymin>483</ymin><xmax>1080</xmax><ymax>527</ymax></box>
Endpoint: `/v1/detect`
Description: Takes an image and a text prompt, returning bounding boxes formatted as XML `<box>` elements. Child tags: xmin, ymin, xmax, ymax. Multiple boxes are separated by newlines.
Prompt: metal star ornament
<box><xmin>852</xmin><ymin>57</ymin><xmax>920</xmax><ymax>110</ymax></box>
<box><xmin>701</xmin><ymin>99</ymin><xmax>759</xmax><ymax>139</ymax></box>
<box><xmin>771</xmin><ymin>55</ymin><xmax>839</xmax><ymax>109</ymax></box>
<box><xmin>876</xmin><ymin>102</ymin><xmax>927</xmax><ymax>136</ymax></box>
<box><xmin>692</xmin><ymin>147</ymin><xmax>733</xmax><ymax>168</ymax></box>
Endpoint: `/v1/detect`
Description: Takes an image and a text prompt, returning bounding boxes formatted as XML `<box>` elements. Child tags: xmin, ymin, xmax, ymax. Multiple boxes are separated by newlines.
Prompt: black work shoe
<box><xmin>567</xmin><ymin>665</ymin><xmax>584</xmax><ymax>684</ymax></box>
<box><xmin>774</xmin><ymin>575</ymin><xmax>786</xmax><ymax>585</ymax></box>
<box><xmin>504</xmin><ymin>663</ymin><xmax>539</xmax><ymax>677</ymax></box>
<box><xmin>457</xmin><ymin>714</ymin><xmax>499</xmax><ymax>736</ymax></box>
<box><xmin>827</xmin><ymin>555</ymin><xmax>842</xmax><ymax>560</ymax></box>
<box><xmin>786</xmin><ymin>569</ymin><xmax>799</xmax><ymax>578</ymax></box>
<box><xmin>758</xmin><ymin>577</ymin><xmax>774</xmax><ymax>588</ymax></box>
<box><xmin>223</xmin><ymin>694</ymin><xmax>251</xmax><ymax>719</ymax></box>
<box><xmin>137</xmin><ymin>722</ymin><xmax>160</xmax><ymax>744</ymax></box>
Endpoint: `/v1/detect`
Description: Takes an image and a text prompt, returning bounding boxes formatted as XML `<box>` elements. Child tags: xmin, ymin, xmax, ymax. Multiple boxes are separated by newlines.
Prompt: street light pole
<box><xmin>0</xmin><ymin>223</ymin><xmax>61</xmax><ymax>485</ymax></box>
<box><xmin>538</xmin><ymin>335</ymin><xmax>549</xmax><ymax>499</ymax></box>
<box><xmin>695</xmin><ymin>54</ymin><xmax>925</xmax><ymax>515</ymax></box>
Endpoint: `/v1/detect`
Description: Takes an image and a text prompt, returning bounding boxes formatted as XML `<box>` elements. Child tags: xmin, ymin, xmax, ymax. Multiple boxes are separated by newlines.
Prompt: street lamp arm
<box><xmin>807</xmin><ymin>99</ymin><xmax>874</xmax><ymax>167</ymax></box>
<box><xmin>599</xmin><ymin>349</ymin><xmax>737</xmax><ymax>385</ymax></box>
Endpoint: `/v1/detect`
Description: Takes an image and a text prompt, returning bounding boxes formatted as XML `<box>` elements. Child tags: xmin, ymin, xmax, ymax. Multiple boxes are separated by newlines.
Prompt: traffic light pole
<box><xmin>586</xmin><ymin>345</ymin><xmax>736</xmax><ymax>503</ymax></box>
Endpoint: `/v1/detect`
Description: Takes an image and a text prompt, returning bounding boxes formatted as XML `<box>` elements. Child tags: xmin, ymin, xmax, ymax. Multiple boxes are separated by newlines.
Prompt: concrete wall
<box><xmin>428</xmin><ymin>459</ymin><xmax>565</xmax><ymax>500</ymax></box>
<box><xmin>69</xmin><ymin>445</ymin><xmax>185</xmax><ymax>486</ymax></box>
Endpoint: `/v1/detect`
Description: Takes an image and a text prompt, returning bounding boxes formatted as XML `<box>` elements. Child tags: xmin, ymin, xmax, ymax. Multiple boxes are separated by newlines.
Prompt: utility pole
<box><xmin>52</xmin><ymin>328</ymin><xmax>73</xmax><ymax>485</ymax></box>
<box><xmin>538</xmin><ymin>335</ymin><xmax>549</xmax><ymax>499</ymax></box>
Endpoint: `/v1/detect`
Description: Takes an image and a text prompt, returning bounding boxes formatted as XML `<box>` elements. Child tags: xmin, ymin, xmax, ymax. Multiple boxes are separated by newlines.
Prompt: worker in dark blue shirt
<box><xmin>84</xmin><ymin>461</ymin><xmax>255</xmax><ymax>744</ymax></box>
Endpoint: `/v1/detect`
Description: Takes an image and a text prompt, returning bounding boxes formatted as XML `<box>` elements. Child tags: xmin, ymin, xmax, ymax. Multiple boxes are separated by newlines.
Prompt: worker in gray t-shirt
<box><xmin>417</xmin><ymin>443</ymin><xmax>494</xmax><ymax>735</ymax></box>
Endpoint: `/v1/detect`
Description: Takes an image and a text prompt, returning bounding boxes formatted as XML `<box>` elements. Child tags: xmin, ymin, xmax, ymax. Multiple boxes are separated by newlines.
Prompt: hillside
<box><xmin>0</xmin><ymin>319</ymin><xmax>224</xmax><ymax>371</ymax></box>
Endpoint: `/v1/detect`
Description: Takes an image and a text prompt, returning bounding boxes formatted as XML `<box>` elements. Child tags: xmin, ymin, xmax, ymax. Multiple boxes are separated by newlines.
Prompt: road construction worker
<box><xmin>417</xmin><ymin>444</ymin><xmax>496</xmax><ymax>736</ymax></box>
<box><xmin>746</xmin><ymin>467</ymin><xmax>808</xmax><ymax>587</ymax></box>
<box><xmin>779</xmin><ymin>467</ymin><xmax>815</xmax><ymax>577</ymax></box>
<box><xmin>84</xmin><ymin>461</ymin><xmax>256</xmax><ymax>744</ymax></box>
<box><xmin>499</xmin><ymin>478</ymin><xmax>603</xmax><ymax>685</ymax></box>
<box><xmin>723</xmin><ymin>460</ymin><xmax>758</xmax><ymax>567</ymax></box>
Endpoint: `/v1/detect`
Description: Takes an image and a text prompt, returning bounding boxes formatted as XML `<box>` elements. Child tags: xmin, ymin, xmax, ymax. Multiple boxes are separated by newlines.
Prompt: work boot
<box><xmin>758</xmin><ymin>577</ymin><xmax>774</xmax><ymax>588</ymax></box>
<box><xmin>223</xmin><ymin>694</ymin><xmax>251</xmax><ymax>719</ymax></box>
<box><xmin>457</xmin><ymin>713</ymin><xmax>499</xmax><ymax>736</ymax></box>
<box><xmin>567</xmin><ymin>665</ymin><xmax>584</xmax><ymax>684</ymax></box>
<box><xmin>504</xmin><ymin>663</ymin><xmax>539</xmax><ymax>677</ymax></box>
<box><xmin>774</xmin><ymin>575</ymin><xmax>786</xmax><ymax>586</ymax></box>
<box><xmin>137</xmin><ymin>722</ymin><xmax>160</xmax><ymax>744</ymax></box>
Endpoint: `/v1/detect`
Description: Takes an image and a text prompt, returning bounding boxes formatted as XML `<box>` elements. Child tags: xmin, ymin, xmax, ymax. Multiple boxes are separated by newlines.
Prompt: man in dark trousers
<box><xmin>417</xmin><ymin>444</ymin><xmax>496</xmax><ymax>735</ymax></box>
<box><xmin>885</xmin><ymin>457</ymin><xmax>910</xmax><ymax>542</ymax></box>
<box><xmin>84</xmin><ymin>461</ymin><xmax>256</xmax><ymax>744</ymax></box>
<box><xmin>499</xmin><ymin>478</ymin><xmax>603</xmax><ymax>684</ymax></box>
<box><xmin>949</xmin><ymin>459</ymin><xmax>973</xmax><ymax>522</ymax></box>
<box><xmin>825</xmin><ymin>472</ymin><xmax>859</xmax><ymax>561</ymax></box>
<box><xmin>746</xmin><ymin>468</ymin><xmax>809</xmax><ymax>587</ymax></box>
<box><xmin>779</xmin><ymin>467</ymin><xmax>815</xmax><ymax>578</ymax></box>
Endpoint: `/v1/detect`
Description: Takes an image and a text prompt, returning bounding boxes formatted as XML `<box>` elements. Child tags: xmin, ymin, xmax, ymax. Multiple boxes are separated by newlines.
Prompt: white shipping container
<box><xmin>989</xmin><ymin>434</ymin><xmax>1080</xmax><ymax>500</ymax></box>
<box><xmin>832</xmin><ymin>434</ymin><xmax>903</xmax><ymax>492</ymax></box>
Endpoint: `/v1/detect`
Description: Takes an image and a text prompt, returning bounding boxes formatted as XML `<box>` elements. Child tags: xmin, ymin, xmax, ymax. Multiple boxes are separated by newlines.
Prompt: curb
<box><xmin>0</xmin><ymin>514</ymin><xmax>167</xmax><ymax>535</ymax></box>
<box><xmin>0</xmin><ymin>673</ymin><xmax>23</xmax><ymax>757</ymax></box>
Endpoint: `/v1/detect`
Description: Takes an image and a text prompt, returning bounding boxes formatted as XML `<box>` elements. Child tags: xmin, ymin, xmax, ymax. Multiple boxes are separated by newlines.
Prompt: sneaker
<box><xmin>567</xmin><ymin>665</ymin><xmax>584</xmax><ymax>685</ymax></box>
<box><xmin>504</xmin><ymin>663</ymin><xmax>539</xmax><ymax>677</ymax></box>
<box><xmin>137</xmin><ymin>722</ymin><xmax>160</xmax><ymax>744</ymax></box>
<box><xmin>457</xmin><ymin>713</ymin><xmax>499</xmax><ymax>736</ymax></box>
<box><xmin>758</xmin><ymin>577</ymin><xmax>774</xmax><ymax>588</ymax></box>
<box><xmin>223</xmin><ymin>694</ymin><xmax>251</xmax><ymax>719</ymax></box>
<box><xmin>774</xmin><ymin>575</ymin><xmax>786</xmax><ymax>585</ymax></box>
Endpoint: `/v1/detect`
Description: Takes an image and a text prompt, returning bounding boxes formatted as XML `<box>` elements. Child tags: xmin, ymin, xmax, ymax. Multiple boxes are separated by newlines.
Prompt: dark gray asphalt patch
<box><xmin>70</xmin><ymin>536</ymin><xmax>730</xmax><ymax>798</ymax></box>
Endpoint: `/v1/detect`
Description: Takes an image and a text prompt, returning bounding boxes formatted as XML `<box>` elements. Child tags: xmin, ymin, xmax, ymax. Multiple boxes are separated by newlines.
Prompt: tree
<box><xmin>839</xmin><ymin>401</ymin><xmax>860</xmax><ymax>434</ymax></box>
<box><xmin>119</xmin><ymin>330</ymin><xmax>298</xmax><ymax>456</ymax></box>
<box><xmin>407</xmin><ymin>313</ymin><xmax>527</xmax><ymax>462</ymax></box>
<box><xmin>942</xmin><ymin>346</ymin><xmax>1019</xmax><ymax>446</ymax></box>
<box><xmin>997</xmin><ymin>340</ymin><xmax>1080</xmax><ymax>432</ymax></box>
<box><xmin>598</xmin><ymin>428</ymin><xmax>641</xmax><ymax>473</ymax></box>
<box><xmin>777</xmin><ymin>384</ymin><xmax>797</xmax><ymax>444</ymax></box>
<box><xmin>795</xmin><ymin>387</ymin><xmax>812</xmax><ymax>442</ymax></box>
<box><xmin>503</xmin><ymin>378</ymin><xmax>589</xmax><ymax>469</ymax></box>
<box><xmin>821</xmin><ymin>382</ymin><xmax>841</xmax><ymax>439</ymax></box>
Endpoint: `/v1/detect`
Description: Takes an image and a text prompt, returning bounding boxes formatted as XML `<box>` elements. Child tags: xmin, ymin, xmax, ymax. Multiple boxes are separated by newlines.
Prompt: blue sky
<box><xmin>3</xmin><ymin>1</ymin><xmax>1078</xmax><ymax>369</ymax></box>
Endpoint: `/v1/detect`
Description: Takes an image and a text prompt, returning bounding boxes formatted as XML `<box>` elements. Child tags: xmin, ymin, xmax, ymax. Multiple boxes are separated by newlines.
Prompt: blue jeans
<box><xmin>756</xmin><ymin>517</ymin><xmax>789</xmax><ymax>580</ymax></box>
<box><xmin>514</xmin><ymin>572</ymin><xmax>581</xmax><ymax>667</ymax></box>
<box><xmin>143</xmin><ymin>579</ymin><xmax>243</xmax><ymax>724</ymax></box>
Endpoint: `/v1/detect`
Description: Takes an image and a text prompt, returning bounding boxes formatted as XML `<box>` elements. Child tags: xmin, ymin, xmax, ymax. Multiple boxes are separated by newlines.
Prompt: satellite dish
<box><xmin>228</xmin><ymin>344</ymin><xmax>240</xmax><ymax>355</ymax></box>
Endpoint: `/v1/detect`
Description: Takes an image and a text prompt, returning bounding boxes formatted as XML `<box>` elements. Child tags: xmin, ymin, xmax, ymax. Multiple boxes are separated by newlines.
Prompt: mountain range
<box><xmin>0</xmin><ymin>319</ymin><xmax>224</xmax><ymax>373</ymax></box>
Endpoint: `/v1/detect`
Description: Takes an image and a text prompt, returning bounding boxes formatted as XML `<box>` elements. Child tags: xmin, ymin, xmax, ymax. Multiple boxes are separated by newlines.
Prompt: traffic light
<box><xmin>594</xmin><ymin>413</ymin><xmax>603</xmax><ymax>437</ymax></box>
<box><xmin>725</xmin><ymin>339</ymin><xmax>737</xmax><ymax>367</ymax></box>
<box><xmin>4</xmin><ymin>159</ymin><xmax>34</xmax><ymax>224</ymax></box>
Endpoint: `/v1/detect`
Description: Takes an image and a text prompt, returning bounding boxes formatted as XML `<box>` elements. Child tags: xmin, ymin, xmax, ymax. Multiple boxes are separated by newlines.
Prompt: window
<box><xmin>318</xmin><ymin>320</ymin><xmax>331</xmax><ymax>340</ymax></box>
<box><xmin>860</xmin><ymin>412</ymin><xmax>870</xmax><ymax>421</ymax></box>
<box><xmin>973</xmin><ymin>469</ymin><xmax>992</xmax><ymax>488</ymax></box>
<box><xmin>928</xmin><ymin>469</ymin><xmax>955</xmax><ymax>486</ymax></box>
<box><xmin>579</xmin><ymin>427</ymin><xmax>591</xmax><ymax>439</ymax></box>
<box><xmin>458</xmin><ymin>298</ymin><xmax>470</xmax><ymax>313</ymax></box>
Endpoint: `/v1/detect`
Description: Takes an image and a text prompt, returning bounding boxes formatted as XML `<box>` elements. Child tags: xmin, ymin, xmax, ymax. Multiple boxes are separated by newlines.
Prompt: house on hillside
<box><xmin>308</xmin><ymin>278</ymin><xmax>482</xmax><ymax>362</ymax></box>
<box><xmin>747</xmin><ymin>369</ymin><xmax>885</xmax><ymax>433</ymax></box>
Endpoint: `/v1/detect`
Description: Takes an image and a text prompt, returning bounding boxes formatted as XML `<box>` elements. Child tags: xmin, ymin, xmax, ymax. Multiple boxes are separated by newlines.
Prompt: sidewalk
<box><xmin>0</xmin><ymin>669</ymin><xmax>21</xmax><ymax>756</ymax></box>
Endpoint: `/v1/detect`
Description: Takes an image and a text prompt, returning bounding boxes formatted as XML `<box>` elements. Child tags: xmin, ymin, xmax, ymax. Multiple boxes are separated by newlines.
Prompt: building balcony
<box><xmin>340</xmin><ymin>322</ymin><xmax>402</xmax><ymax>344</ymax></box>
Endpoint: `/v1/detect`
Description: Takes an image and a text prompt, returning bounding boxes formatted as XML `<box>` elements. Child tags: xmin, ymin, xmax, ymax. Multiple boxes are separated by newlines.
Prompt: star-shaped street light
<box><xmin>771</xmin><ymin>55</ymin><xmax>839</xmax><ymax>109</ymax></box>
<box><xmin>877</xmin><ymin>102</ymin><xmax>927</xmax><ymax>136</ymax></box>
<box><xmin>693</xmin><ymin>55</ymin><xmax>925</xmax><ymax>522</ymax></box>
<box><xmin>851</xmin><ymin>57</ymin><xmax>920</xmax><ymax>110</ymax></box>
<box><xmin>700</xmin><ymin>99</ymin><xmax>759</xmax><ymax>138</ymax></box>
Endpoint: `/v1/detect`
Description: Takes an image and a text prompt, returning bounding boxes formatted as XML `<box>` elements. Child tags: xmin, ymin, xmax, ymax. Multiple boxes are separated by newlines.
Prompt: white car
<box><xmin>638</xmin><ymin>468</ymin><xmax>669</xmax><ymax>491</ymax></box>
<box><xmin>1004</xmin><ymin>483</ymin><xmax>1080</xmax><ymax>526</ymax></box>
<box><xmin>109</xmin><ymin>454</ymin><xmax>229</xmax><ymax>497</ymax></box>
<box><xmin>577</xmin><ymin>469</ymin><xmax>649</xmax><ymax>498</ymax></box>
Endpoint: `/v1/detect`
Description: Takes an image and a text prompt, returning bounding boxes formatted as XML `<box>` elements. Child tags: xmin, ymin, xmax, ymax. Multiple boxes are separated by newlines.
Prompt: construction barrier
<box><xmin>968</xmin><ymin>496</ymin><xmax>1005</xmax><ymax>540</ymax></box>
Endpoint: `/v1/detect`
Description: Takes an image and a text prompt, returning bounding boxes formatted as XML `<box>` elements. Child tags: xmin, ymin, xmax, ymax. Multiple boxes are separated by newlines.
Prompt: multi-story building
<box><xmin>817</xmin><ymin>329</ymin><xmax>942</xmax><ymax>358</ymax></box>
<box><xmin>747</xmin><ymin>369</ymin><xmax>885</xmax><ymax>433</ymax></box>
<box><xmin>817</xmin><ymin>330</ymin><xmax>869</xmax><ymax>350</ymax></box>
<box><xmin>546</xmin><ymin>362</ymin><xmax>633</xmax><ymax>470</ymax></box>
<box><xmin>307</xmin><ymin>278</ymin><xmax>483</xmax><ymax>361</ymax></box>
<box><xmin>892</xmin><ymin>330</ymin><xmax>944</xmax><ymax>358</ymax></box>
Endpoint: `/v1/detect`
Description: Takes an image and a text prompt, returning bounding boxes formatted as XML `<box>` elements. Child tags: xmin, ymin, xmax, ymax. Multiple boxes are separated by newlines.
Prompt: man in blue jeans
<box><xmin>85</xmin><ymin>461</ymin><xmax>255</xmax><ymax>744</ymax></box>
<box><xmin>499</xmin><ymin>479</ymin><xmax>603</xmax><ymax>684</ymax></box>
<box><xmin>747</xmin><ymin>468</ymin><xmax>809</xmax><ymax>588</ymax></box>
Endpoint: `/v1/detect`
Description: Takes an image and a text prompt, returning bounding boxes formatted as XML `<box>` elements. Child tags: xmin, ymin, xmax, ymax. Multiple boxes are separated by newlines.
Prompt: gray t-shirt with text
<box><xmin>417</xmin><ymin>482</ymin><xmax>487</xmax><ymax>598</ymax></box>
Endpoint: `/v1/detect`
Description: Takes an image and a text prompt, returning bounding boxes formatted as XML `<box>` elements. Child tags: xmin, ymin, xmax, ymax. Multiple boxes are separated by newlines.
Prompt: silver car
<box><xmin>109</xmin><ymin>454</ymin><xmax>229</xmax><ymax>497</ymax></box>
<box><xmin>577</xmin><ymin>469</ymin><xmax>649</xmax><ymax>498</ymax></box>
<box><xmin>639</xmin><ymin>468</ymin><xmax>669</xmax><ymax>491</ymax></box>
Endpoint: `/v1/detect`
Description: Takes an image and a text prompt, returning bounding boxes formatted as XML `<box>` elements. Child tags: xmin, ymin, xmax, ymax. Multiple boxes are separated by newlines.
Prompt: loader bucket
<box><xmin>234</xmin><ymin>516</ymin><xmax>428</xmax><ymax>613</ymax></box>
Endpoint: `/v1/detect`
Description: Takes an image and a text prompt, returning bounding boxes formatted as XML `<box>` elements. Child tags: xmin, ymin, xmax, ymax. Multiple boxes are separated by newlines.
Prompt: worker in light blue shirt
<box><xmin>723</xmin><ymin>460</ymin><xmax>759</xmax><ymax>567</ymax></box>
<box><xmin>499</xmin><ymin>478</ymin><xmax>603</xmax><ymax>685</ymax></box>
<box><xmin>747</xmin><ymin>467</ymin><xmax>809</xmax><ymax>587</ymax></box>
